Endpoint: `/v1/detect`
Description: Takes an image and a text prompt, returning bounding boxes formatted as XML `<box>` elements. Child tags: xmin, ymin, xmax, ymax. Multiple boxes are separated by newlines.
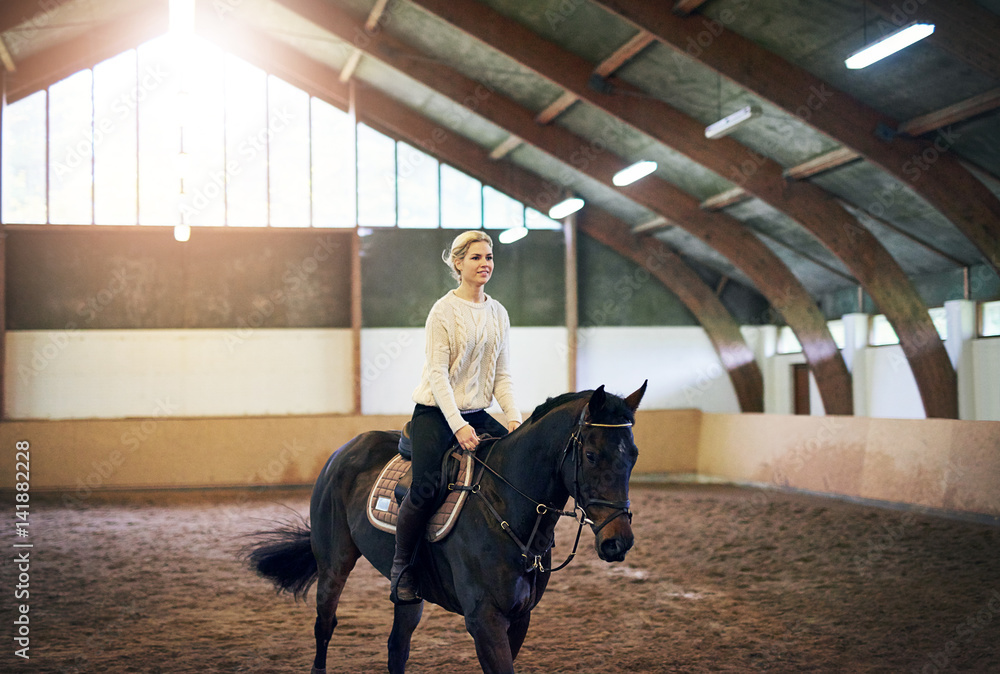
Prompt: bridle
<box><xmin>463</xmin><ymin>404</ymin><xmax>634</xmax><ymax>573</ymax></box>
<box><xmin>560</xmin><ymin>405</ymin><xmax>635</xmax><ymax>535</ymax></box>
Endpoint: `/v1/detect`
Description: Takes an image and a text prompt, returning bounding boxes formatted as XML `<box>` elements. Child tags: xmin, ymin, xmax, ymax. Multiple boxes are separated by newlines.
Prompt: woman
<box><xmin>390</xmin><ymin>230</ymin><xmax>522</xmax><ymax>604</ymax></box>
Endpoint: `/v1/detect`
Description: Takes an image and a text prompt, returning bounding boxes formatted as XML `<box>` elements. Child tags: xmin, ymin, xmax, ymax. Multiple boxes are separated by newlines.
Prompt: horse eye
<box><xmin>585</xmin><ymin>451</ymin><xmax>597</xmax><ymax>464</ymax></box>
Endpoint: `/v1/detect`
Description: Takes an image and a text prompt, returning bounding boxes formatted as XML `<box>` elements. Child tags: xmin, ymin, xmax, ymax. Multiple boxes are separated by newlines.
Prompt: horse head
<box><xmin>566</xmin><ymin>380</ymin><xmax>647</xmax><ymax>563</ymax></box>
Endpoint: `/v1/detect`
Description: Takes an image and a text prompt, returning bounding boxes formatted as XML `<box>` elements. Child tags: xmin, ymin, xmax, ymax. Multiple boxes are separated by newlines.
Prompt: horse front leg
<box><xmin>465</xmin><ymin>607</ymin><xmax>514</xmax><ymax>674</ymax></box>
<box><xmin>387</xmin><ymin>600</ymin><xmax>424</xmax><ymax>674</ymax></box>
<box><xmin>507</xmin><ymin>611</ymin><xmax>531</xmax><ymax>662</ymax></box>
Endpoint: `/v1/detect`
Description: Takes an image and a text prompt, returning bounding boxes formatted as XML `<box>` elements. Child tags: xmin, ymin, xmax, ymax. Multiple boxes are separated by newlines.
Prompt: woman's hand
<box><xmin>455</xmin><ymin>424</ymin><xmax>479</xmax><ymax>451</ymax></box>
<box><xmin>507</xmin><ymin>420</ymin><xmax>521</xmax><ymax>433</ymax></box>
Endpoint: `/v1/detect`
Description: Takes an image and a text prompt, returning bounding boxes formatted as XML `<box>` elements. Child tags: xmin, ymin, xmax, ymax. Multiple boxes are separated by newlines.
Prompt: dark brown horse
<box><xmin>245</xmin><ymin>382</ymin><xmax>646</xmax><ymax>673</ymax></box>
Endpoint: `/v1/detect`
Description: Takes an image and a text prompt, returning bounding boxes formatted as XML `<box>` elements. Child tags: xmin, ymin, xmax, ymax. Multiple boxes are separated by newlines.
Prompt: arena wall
<box><xmin>2</xmin><ymin>410</ymin><xmax>996</xmax><ymax>521</ymax></box>
<box><xmin>697</xmin><ymin>413</ymin><xmax>1000</xmax><ymax>519</ymax></box>
<box><xmin>0</xmin><ymin>408</ymin><xmax>698</xmax><ymax>494</ymax></box>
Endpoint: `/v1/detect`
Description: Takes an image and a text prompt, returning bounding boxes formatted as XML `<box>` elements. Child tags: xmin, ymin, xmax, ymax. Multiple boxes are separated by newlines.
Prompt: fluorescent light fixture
<box><xmin>844</xmin><ymin>22</ymin><xmax>935</xmax><ymax>69</ymax></box>
<box><xmin>498</xmin><ymin>226</ymin><xmax>528</xmax><ymax>244</ymax></box>
<box><xmin>174</xmin><ymin>224</ymin><xmax>191</xmax><ymax>242</ymax></box>
<box><xmin>704</xmin><ymin>105</ymin><xmax>762</xmax><ymax>139</ymax></box>
<box><xmin>548</xmin><ymin>197</ymin><xmax>584</xmax><ymax>220</ymax></box>
<box><xmin>613</xmin><ymin>160</ymin><xmax>658</xmax><ymax>186</ymax></box>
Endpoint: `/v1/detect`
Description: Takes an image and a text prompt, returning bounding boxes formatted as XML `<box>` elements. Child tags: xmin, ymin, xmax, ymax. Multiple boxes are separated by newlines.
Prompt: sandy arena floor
<box><xmin>1</xmin><ymin>483</ymin><xmax>998</xmax><ymax>673</ymax></box>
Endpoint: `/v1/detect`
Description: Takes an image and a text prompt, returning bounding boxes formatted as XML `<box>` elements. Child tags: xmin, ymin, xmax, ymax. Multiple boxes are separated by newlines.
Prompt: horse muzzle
<box><xmin>598</xmin><ymin>534</ymin><xmax>633</xmax><ymax>562</ymax></box>
<box><xmin>591</xmin><ymin>508</ymin><xmax>634</xmax><ymax>562</ymax></box>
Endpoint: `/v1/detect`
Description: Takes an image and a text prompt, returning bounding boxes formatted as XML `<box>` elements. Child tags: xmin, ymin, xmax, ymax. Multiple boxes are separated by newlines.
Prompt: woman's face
<box><xmin>456</xmin><ymin>241</ymin><xmax>494</xmax><ymax>287</ymax></box>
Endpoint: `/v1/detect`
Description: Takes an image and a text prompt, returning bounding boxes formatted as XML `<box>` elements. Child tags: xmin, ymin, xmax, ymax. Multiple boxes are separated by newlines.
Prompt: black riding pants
<box><xmin>407</xmin><ymin>403</ymin><xmax>507</xmax><ymax>514</ymax></box>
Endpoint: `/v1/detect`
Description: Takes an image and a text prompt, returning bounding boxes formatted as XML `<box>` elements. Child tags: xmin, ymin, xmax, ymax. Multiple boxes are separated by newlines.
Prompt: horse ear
<box><xmin>624</xmin><ymin>380</ymin><xmax>647</xmax><ymax>412</ymax></box>
<box><xmin>588</xmin><ymin>385</ymin><xmax>607</xmax><ymax>418</ymax></box>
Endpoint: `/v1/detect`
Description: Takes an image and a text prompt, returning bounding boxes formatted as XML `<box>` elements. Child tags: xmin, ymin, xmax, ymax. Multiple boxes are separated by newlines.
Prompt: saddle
<box><xmin>366</xmin><ymin>423</ymin><xmax>477</xmax><ymax>543</ymax></box>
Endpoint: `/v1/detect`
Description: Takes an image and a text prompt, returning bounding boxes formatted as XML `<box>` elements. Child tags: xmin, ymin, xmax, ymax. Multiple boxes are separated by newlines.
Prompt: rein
<box><xmin>460</xmin><ymin>405</ymin><xmax>633</xmax><ymax>573</ymax></box>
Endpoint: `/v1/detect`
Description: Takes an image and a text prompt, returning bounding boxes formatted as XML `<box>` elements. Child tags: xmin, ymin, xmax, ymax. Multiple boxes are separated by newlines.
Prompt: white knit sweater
<box><xmin>412</xmin><ymin>290</ymin><xmax>522</xmax><ymax>434</ymax></box>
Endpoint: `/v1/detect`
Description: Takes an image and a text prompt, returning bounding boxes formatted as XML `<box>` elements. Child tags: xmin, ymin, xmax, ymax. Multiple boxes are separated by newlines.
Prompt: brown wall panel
<box><xmin>5</xmin><ymin>227</ymin><xmax>353</xmax><ymax>329</ymax></box>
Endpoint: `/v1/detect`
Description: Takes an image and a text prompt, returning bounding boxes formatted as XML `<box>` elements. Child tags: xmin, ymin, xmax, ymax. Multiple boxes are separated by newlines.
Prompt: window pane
<box><xmin>178</xmin><ymin>38</ymin><xmax>226</xmax><ymax>227</ymax></box>
<box><xmin>268</xmin><ymin>75</ymin><xmax>310</xmax><ymax>227</ymax></box>
<box><xmin>927</xmin><ymin>306</ymin><xmax>947</xmax><ymax>341</ymax></box>
<box><xmin>870</xmin><ymin>314</ymin><xmax>899</xmax><ymax>346</ymax></box>
<box><xmin>93</xmin><ymin>50</ymin><xmax>138</xmax><ymax>225</ymax></box>
<box><xmin>1</xmin><ymin>90</ymin><xmax>47</xmax><ymax>224</ymax></box>
<box><xmin>483</xmin><ymin>185</ymin><xmax>523</xmax><ymax>231</ymax></box>
<box><xmin>357</xmin><ymin>123</ymin><xmax>395</xmax><ymax>227</ymax></box>
<box><xmin>826</xmin><ymin>319</ymin><xmax>845</xmax><ymax>350</ymax></box>
<box><xmin>225</xmin><ymin>54</ymin><xmax>268</xmax><ymax>226</ymax></box>
<box><xmin>981</xmin><ymin>301</ymin><xmax>1000</xmax><ymax>337</ymax></box>
<box><xmin>440</xmin><ymin>164</ymin><xmax>480</xmax><ymax>229</ymax></box>
<box><xmin>138</xmin><ymin>37</ymin><xmax>181</xmax><ymax>225</ymax></box>
<box><xmin>397</xmin><ymin>141</ymin><xmax>438</xmax><ymax>229</ymax></box>
<box><xmin>49</xmin><ymin>69</ymin><xmax>93</xmax><ymax>224</ymax></box>
<box><xmin>311</xmin><ymin>98</ymin><xmax>355</xmax><ymax>228</ymax></box>
<box><xmin>777</xmin><ymin>325</ymin><xmax>802</xmax><ymax>354</ymax></box>
<box><xmin>525</xmin><ymin>207</ymin><xmax>561</xmax><ymax>230</ymax></box>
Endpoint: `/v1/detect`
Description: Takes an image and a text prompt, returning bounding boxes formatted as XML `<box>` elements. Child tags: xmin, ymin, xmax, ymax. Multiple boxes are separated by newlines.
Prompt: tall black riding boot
<box><xmin>390</xmin><ymin>495</ymin><xmax>427</xmax><ymax>604</ymax></box>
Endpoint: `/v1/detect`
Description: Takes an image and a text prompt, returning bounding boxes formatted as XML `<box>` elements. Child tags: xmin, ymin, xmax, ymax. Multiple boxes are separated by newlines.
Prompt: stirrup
<box><xmin>389</xmin><ymin>567</ymin><xmax>422</xmax><ymax>605</ymax></box>
<box><xmin>389</xmin><ymin>562</ymin><xmax>423</xmax><ymax>606</ymax></box>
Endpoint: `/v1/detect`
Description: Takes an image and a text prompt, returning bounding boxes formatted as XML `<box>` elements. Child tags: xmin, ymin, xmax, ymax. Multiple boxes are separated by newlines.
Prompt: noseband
<box><xmin>465</xmin><ymin>403</ymin><xmax>635</xmax><ymax>573</ymax></box>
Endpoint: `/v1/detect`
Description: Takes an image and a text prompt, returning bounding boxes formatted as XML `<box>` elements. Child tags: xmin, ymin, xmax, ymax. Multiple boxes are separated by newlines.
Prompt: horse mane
<box><xmin>525</xmin><ymin>389</ymin><xmax>635</xmax><ymax>426</ymax></box>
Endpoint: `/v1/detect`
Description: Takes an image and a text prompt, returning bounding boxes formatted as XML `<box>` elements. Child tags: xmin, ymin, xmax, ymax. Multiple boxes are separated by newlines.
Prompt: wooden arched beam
<box><xmin>405</xmin><ymin>0</ymin><xmax>957</xmax><ymax>419</ymax></box>
<box><xmin>266</xmin><ymin>0</ymin><xmax>854</xmax><ymax>415</ymax></box>
<box><xmin>0</xmin><ymin>0</ymin><xmax>75</xmax><ymax>35</ymax></box>
<box><xmin>579</xmin><ymin>211</ymin><xmax>763</xmax><ymax>412</ymax></box>
<box><xmin>199</xmin><ymin>14</ymin><xmax>765</xmax><ymax>412</ymax></box>
<box><xmin>589</xmin><ymin>0</ymin><xmax>1000</xmax><ymax>278</ymax></box>
<box><xmin>3</xmin><ymin>4</ymin><xmax>167</xmax><ymax>104</ymax></box>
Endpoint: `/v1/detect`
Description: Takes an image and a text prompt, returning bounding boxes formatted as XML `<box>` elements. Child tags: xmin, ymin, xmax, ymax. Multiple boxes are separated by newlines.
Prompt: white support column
<box><xmin>564</xmin><ymin>213</ymin><xmax>578</xmax><ymax>393</ymax></box>
<box><xmin>945</xmin><ymin>299</ymin><xmax>977</xmax><ymax>420</ymax></box>
<box><xmin>742</xmin><ymin>325</ymin><xmax>778</xmax><ymax>413</ymax></box>
<box><xmin>842</xmin><ymin>313</ymin><xmax>870</xmax><ymax>416</ymax></box>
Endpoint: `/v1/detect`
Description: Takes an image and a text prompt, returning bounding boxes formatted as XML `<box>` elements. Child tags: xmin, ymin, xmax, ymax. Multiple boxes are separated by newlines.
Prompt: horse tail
<box><xmin>242</xmin><ymin>520</ymin><xmax>317</xmax><ymax>600</ymax></box>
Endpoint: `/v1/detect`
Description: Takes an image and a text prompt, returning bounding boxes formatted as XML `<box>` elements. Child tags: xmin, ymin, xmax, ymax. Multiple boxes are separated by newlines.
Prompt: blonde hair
<box><xmin>443</xmin><ymin>230</ymin><xmax>493</xmax><ymax>282</ymax></box>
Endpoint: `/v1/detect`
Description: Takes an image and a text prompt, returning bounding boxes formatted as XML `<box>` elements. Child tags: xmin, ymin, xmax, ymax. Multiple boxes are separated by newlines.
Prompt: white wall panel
<box><xmin>9</xmin><ymin>327</ymin><xmax>995</xmax><ymax>421</ymax></box>
<box><xmin>5</xmin><ymin>329</ymin><xmax>354</xmax><ymax>419</ymax></box>
<box><xmin>360</xmin><ymin>327</ymin><xmax>569</xmax><ymax>418</ymax></box>
<box><xmin>360</xmin><ymin>328</ymin><xmax>425</xmax><ymax>416</ymax></box>
<box><xmin>972</xmin><ymin>338</ymin><xmax>1000</xmax><ymax>421</ymax></box>
<box><xmin>864</xmin><ymin>346</ymin><xmax>924</xmax><ymax>419</ymax></box>
<box><xmin>505</xmin><ymin>327</ymin><xmax>570</xmax><ymax>414</ymax></box>
<box><xmin>576</xmin><ymin>326</ymin><xmax>739</xmax><ymax>413</ymax></box>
